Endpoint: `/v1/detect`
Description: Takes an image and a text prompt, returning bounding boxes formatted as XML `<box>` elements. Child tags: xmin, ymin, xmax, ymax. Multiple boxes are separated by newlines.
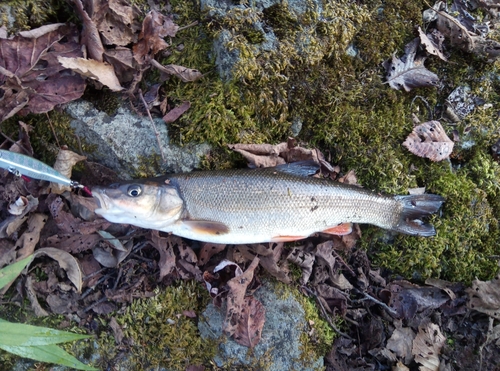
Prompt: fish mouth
<box><xmin>91</xmin><ymin>188</ymin><xmax>108</xmax><ymax>212</ymax></box>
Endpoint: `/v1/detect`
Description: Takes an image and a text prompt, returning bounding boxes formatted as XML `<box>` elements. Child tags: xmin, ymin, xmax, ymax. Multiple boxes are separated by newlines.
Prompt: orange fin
<box><xmin>181</xmin><ymin>220</ymin><xmax>229</xmax><ymax>235</ymax></box>
<box><xmin>271</xmin><ymin>235</ymin><xmax>308</xmax><ymax>242</ymax></box>
<box><xmin>322</xmin><ymin>223</ymin><xmax>352</xmax><ymax>236</ymax></box>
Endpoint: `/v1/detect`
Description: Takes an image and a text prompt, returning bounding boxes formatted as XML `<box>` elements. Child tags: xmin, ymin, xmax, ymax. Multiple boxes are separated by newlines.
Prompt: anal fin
<box><xmin>181</xmin><ymin>220</ymin><xmax>229</xmax><ymax>236</ymax></box>
<box><xmin>322</xmin><ymin>223</ymin><xmax>352</xmax><ymax>236</ymax></box>
<box><xmin>271</xmin><ymin>235</ymin><xmax>308</xmax><ymax>242</ymax></box>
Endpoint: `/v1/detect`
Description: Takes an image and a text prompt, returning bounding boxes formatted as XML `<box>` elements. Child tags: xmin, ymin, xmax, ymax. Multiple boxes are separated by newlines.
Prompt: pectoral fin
<box><xmin>180</xmin><ymin>220</ymin><xmax>230</xmax><ymax>235</ymax></box>
<box><xmin>322</xmin><ymin>223</ymin><xmax>353</xmax><ymax>236</ymax></box>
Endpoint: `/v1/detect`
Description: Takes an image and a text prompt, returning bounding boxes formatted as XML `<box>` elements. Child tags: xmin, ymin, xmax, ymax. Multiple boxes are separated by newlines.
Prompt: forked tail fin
<box><xmin>392</xmin><ymin>194</ymin><xmax>445</xmax><ymax>236</ymax></box>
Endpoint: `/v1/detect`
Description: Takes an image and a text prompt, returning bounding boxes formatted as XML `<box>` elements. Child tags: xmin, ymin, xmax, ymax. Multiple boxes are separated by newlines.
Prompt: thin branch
<box><xmin>355</xmin><ymin>289</ymin><xmax>399</xmax><ymax>317</ymax></box>
<box><xmin>45</xmin><ymin>112</ymin><xmax>60</xmax><ymax>149</ymax></box>
<box><xmin>138</xmin><ymin>89</ymin><xmax>166</xmax><ymax>163</ymax></box>
<box><xmin>177</xmin><ymin>20</ymin><xmax>198</xmax><ymax>32</ymax></box>
<box><xmin>302</xmin><ymin>285</ymin><xmax>354</xmax><ymax>340</ymax></box>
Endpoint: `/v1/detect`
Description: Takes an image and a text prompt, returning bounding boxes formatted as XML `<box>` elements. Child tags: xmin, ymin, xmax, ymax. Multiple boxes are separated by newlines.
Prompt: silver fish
<box><xmin>92</xmin><ymin>162</ymin><xmax>444</xmax><ymax>244</ymax></box>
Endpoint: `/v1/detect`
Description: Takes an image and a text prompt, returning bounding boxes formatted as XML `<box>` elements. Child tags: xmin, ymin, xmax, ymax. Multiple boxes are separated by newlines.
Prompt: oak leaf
<box><xmin>223</xmin><ymin>257</ymin><xmax>265</xmax><ymax>348</ymax></box>
<box><xmin>403</xmin><ymin>121</ymin><xmax>454</xmax><ymax>162</ymax></box>
<box><xmin>467</xmin><ymin>271</ymin><xmax>500</xmax><ymax>319</ymax></box>
<box><xmin>412</xmin><ymin>320</ymin><xmax>446</xmax><ymax>371</ymax></box>
<box><xmin>383</xmin><ymin>38</ymin><xmax>439</xmax><ymax>92</ymax></box>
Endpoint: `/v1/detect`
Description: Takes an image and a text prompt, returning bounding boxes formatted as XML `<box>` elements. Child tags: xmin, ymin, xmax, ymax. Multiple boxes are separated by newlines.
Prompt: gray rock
<box><xmin>65</xmin><ymin>100</ymin><xmax>210</xmax><ymax>178</ymax></box>
<box><xmin>198</xmin><ymin>280</ymin><xmax>324</xmax><ymax>370</ymax></box>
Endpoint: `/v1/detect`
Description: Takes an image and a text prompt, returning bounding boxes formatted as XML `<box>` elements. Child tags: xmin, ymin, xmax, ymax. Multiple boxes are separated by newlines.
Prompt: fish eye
<box><xmin>127</xmin><ymin>185</ymin><xmax>142</xmax><ymax>197</ymax></box>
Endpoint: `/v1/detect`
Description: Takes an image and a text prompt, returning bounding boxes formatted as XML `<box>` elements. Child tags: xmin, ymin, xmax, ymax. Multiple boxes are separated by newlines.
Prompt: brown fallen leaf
<box><xmin>467</xmin><ymin>270</ymin><xmax>500</xmax><ymax>319</ymax></box>
<box><xmin>223</xmin><ymin>257</ymin><xmax>265</xmax><ymax>348</ymax></box>
<box><xmin>30</xmin><ymin>247</ymin><xmax>83</xmax><ymax>293</ymax></box>
<box><xmin>90</xmin><ymin>0</ymin><xmax>142</xmax><ymax>46</ymax></box>
<box><xmin>71</xmin><ymin>0</ymin><xmax>105</xmax><ymax>62</ymax></box>
<box><xmin>150</xmin><ymin>230</ymin><xmax>177</xmax><ymax>280</ymax></box>
<box><xmin>103</xmin><ymin>47</ymin><xmax>137</xmax><ymax>84</ymax></box>
<box><xmin>151</xmin><ymin>60</ymin><xmax>203</xmax><ymax>82</ymax></box>
<box><xmin>417</xmin><ymin>26</ymin><xmax>447</xmax><ymax>62</ymax></box>
<box><xmin>0</xmin><ymin>24</ymin><xmax>86</xmax><ymax>122</ymax></box>
<box><xmin>163</xmin><ymin>101</ymin><xmax>191</xmax><ymax>124</ymax></box>
<box><xmin>197</xmin><ymin>243</ymin><xmax>226</xmax><ymax>266</ymax></box>
<box><xmin>8</xmin><ymin>196</ymin><xmax>29</xmax><ymax>216</ymax></box>
<box><xmin>15</xmin><ymin>213</ymin><xmax>46</xmax><ymax>259</ymax></box>
<box><xmin>50</xmin><ymin>148</ymin><xmax>87</xmax><ymax>193</ymax></box>
<box><xmin>383</xmin><ymin>38</ymin><xmax>439</xmax><ymax>92</ymax></box>
<box><xmin>287</xmin><ymin>246</ymin><xmax>315</xmax><ymax>284</ymax></box>
<box><xmin>133</xmin><ymin>10</ymin><xmax>179</xmax><ymax>64</ymax></box>
<box><xmin>403</xmin><ymin>121</ymin><xmax>454</xmax><ymax>162</ymax></box>
<box><xmin>386</xmin><ymin>320</ymin><xmax>415</xmax><ymax>364</ymax></box>
<box><xmin>412</xmin><ymin>319</ymin><xmax>446</xmax><ymax>371</ymax></box>
<box><xmin>109</xmin><ymin>317</ymin><xmax>124</xmax><ymax>344</ymax></box>
<box><xmin>57</xmin><ymin>57</ymin><xmax>123</xmax><ymax>92</ymax></box>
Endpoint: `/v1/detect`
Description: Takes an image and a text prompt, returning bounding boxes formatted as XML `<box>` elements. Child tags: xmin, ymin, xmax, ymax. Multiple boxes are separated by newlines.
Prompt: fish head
<box><xmin>92</xmin><ymin>180</ymin><xmax>183</xmax><ymax>230</ymax></box>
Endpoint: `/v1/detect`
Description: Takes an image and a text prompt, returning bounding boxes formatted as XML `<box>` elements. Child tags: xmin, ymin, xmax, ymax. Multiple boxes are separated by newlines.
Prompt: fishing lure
<box><xmin>0</xmin><ymin>149</ymin><xmax>83</xmax><ymax>189</ymax></box>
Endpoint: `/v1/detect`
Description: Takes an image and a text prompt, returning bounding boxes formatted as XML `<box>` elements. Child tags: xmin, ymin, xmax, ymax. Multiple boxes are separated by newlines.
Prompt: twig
<box><xmin>331</xmin><ymin>249</ymin><xmax>355</xmax><ymax>276</ymax></box>
<box><xmin>138</xmin><ymin>89</ymin><xmax>166</xmax><ymax>163</ymax></box>
<box><xmin>302</xmin><ymin>285</ymin><xmax>354</xmax><ymax>340</ymax></box>
<box><xmin>355</xmin><ymin>289</ymin><xmax>399</xmax><ymax>317</ymax></box>
<box><xmin>45</xmin><ymin>112</ymin><xmax>60</xmax><ymax>149</ymax></box>
<box><xmin>0</xmin><ymin>130</ymin><xmax>32</xmax><ymax>155</ymax></box>
<box><xmin>478</xmin><ymin>316</ymin><xmax>494</xmax><ymax>371</ymax></box>
<box><xmin>177</xmin><ymin>20</ymin><xmax>198</xmax><ymax>32</ymax></box>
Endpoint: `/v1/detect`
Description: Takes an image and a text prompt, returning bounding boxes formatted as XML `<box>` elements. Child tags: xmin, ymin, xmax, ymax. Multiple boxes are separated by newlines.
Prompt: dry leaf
<box><xmin>412</xmin><ymin>320</ymin><xmax>446</xmax><ymax>371</ymax></box>
<box><xmin>150</xmin><ymin>230</ymin><xmax>177</xmax><ymax>280</ymax></box>
<box><xmin>152</xmin><ymin>61</ymin><xmax>203</xmax><ymax>82</ymax></box>
<box><xmin>90</xmin><ymin>0</ymin><xmax>142</xmax><ymax>46</ymax></box>
<box><xmin>403</xmin><ymin>121</ymin><xmax>454</xmax><ymax>162</ymax></box>
<box><xmin>436</xmin><ymin>11</ymin><xmax>474</xmax><ymax>53</ymax></box>
<box><xmin>163</xmin><ymin>101</ymin><xmax>191</xmax><ymax>124</ymax></box>
<box><xmin>198</xmin><ymin>243</ymin><xmax>226</xmax><ymax>266</ymax></box>
<box><xmin>8</xmin><ymin>196</ymin><xmax>29</xmax><ymax>215</ymax></box>
<box><xmin>386</xmin><ymin>321</ymin><xmax>416</xmax><ymax>364</ymax></box>
<box><xmin>103</xmin><ymin>47</ymin><xmax>137</xmax><ymax>83</ymax></box>
<box><xmin>71</xmin><ymin>0</ymin><xmax>105</xmax><ymax>62</ymax></box>
<box><xmin>0</xmin><ymin>24</ymin><xmax>85</xmax><ymax>122</ymax></box>
<box><xmin>15</xmin><ymin>213</ymin><xmax>46</xmax><ymax>259</ymax></box>
<box><xmin>383</xmin><ymin>38</ymin><xmax>439</xmax><ymax>92</ymax></box>
<box><xmin>133</xmin><ymin>10</ymin><xmax>179</xmax><ymax>64</ymax></box>
<box><xmin>467</xmin><ymin>271</ymin><xmax>500</xmax><ymax>319</ymax></box>
<box><xmin>31</xmin><ymin>247</ymin><xmax>83</xmax><ymax>293</ymax></box>
<box><xmin>57</xmin><ymin>57</ymin><xmax>123</xmax><ymax>92</ymax></box>
<box><xmin>50</xmin><ymin>148</ymin><xmax>87</xmax><ymax>193</ymax></box>
<box><xmin>418</xmin><ymin>26</ymin><xmax>447</xmax><ymax>61</ymax></box>
<box><xmin>223</xmin><ymin>257</ymin><xmax>265</xmax><ymax>348</ymax></box>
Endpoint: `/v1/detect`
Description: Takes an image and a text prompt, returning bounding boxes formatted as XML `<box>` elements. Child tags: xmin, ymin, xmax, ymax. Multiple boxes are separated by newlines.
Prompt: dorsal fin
<box><xmin>273</xmin><ymin>161</ymin><xmax>319</xmax><ymax>177</ymax></box>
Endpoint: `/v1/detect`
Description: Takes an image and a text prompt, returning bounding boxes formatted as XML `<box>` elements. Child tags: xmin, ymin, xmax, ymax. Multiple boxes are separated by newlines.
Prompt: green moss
<box><xmin>0</xmin><ymin>0</ymin><xmax>76</xmax><ymax>31</ymax></box>
<box><xmin>93</xmin><ymin>280</ymin><xmax>215</xmax><ymax>370</ymax></box>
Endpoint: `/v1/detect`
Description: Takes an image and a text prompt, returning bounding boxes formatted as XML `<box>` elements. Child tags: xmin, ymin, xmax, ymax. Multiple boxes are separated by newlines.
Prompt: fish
<box><xmin>91</xmin><ymin>162</ymin><xmax>444</xmax><ymax>244</ymax></box>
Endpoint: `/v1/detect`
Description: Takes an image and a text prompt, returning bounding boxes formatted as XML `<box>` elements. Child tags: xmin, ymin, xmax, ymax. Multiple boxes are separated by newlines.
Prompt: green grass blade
<box><xmin>0</xmin><ymin>344</ymin><xmax>97</xmax><ymax>370</ymax></box>
<box><xmin>0</xmin><ymin>256</ymin><xmax>34</xmax><ymax>289</ymax></box>
<box><xmin>0</xmin><ymin>321</ymin><xmax>92</xmax><ymax>346</ymax></box>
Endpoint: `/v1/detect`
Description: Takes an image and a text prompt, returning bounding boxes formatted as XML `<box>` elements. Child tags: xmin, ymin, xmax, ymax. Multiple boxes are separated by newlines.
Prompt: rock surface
<box><xmin>65</xmin><ymin>100</ymin><xmax>210</xmax><ymax>178</ymax></box>
<box><xmin>198</xmin><ymin>280</ymin><xmax>324</xmax><ymax>370</ymax></box>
